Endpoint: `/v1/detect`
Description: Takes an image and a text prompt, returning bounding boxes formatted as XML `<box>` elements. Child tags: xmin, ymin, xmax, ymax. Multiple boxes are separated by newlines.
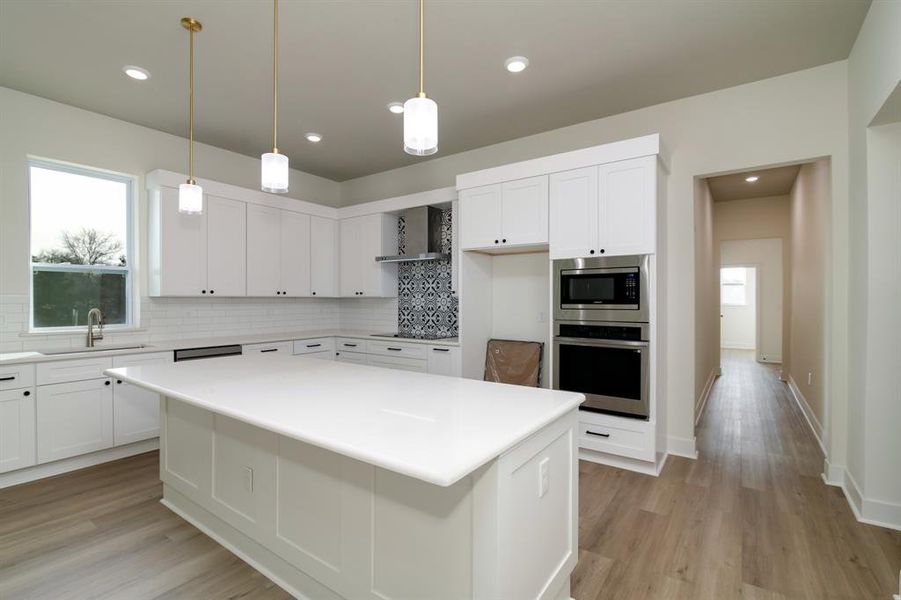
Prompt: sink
<box><xmin>40</xmin><ymin>344</ymin><xmax>151</xmax><ymax>356</ymax></box>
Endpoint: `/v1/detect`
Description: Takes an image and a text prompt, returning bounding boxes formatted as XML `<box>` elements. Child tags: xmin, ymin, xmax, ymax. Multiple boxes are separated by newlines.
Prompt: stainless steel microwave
<box><xmin>553</xmin><ymin>255</ymin><xmax>650</xmax><ymax>323</ymax></box>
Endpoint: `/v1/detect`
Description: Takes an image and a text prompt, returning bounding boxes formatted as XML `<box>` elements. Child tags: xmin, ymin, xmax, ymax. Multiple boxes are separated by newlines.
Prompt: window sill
<box><xmin>20</xmin><ymin>327</ymin><xmax>147</xmax><ymax>338</ymax></box>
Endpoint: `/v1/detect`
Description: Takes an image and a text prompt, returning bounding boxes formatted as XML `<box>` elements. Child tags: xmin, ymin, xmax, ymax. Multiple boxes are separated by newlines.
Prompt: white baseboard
<box><xmin>579</xmin><ymin>450</ymin><xmax>659</xmax><ymax>476</ymax></box>
<box><xmin>759</xmin><ymin>355</ymin><xmax>782</xmax><ymax>364</ymax></box>
<box><xmin>666</xmin><ymin>435</ymin><xmax>698</xmax><ymax>459</ymax></box>
<box><xmin>821</xmin><ymin>459</ymin><xmax>901</xmax><ymax>532</ymax></box>
<box><xmin>721</xmin><ymin>342</ymin><xmax>754</xmax><ymax>350</ymax></box>
<box><xmin>695</xmin><ymin>368</ymin><xmax>718</xmax><ymax>426</ymax></box>
<box><xmin>0</xmin><ymin>438</ymin><xmax>159</xmax><ymax>489</ymax></box>
<box><xmin>786</xmin><ymin>375</ymin><xmax>826</xmax><ymax>456</ymax></box>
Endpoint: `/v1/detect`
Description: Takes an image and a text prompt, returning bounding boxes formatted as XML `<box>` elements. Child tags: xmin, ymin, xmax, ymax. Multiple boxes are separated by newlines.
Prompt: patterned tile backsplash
<box><xmin>396</xmin><ymin>209</ymin><xmax>458</xmax><ymax>338</ymax></box>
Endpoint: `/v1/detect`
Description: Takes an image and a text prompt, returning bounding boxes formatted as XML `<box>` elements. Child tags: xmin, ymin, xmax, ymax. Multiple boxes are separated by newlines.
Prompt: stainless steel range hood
<box><xmin>376</xmin><ymin>206</ymin><xmax>449</xmax><ymax>263</ymax></box>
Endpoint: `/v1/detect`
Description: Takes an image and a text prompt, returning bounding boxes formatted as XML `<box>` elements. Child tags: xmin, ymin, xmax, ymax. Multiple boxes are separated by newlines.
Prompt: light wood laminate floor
<box><xmin>1</xmin><ymin>350</ymin><xmax>898</xmax><ymax>599</ymax></box>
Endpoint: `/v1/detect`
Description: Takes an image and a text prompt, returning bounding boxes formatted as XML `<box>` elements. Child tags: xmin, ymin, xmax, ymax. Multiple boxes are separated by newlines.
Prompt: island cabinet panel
<box><xmin>159</xmin><ymin>396</ymin><xmax>578</xmax><ymax>600</ymax></box>
<box><xmin>111</xmin><ymin>352</ymin><xmax>171</xmax><ymax>445</ymax></box>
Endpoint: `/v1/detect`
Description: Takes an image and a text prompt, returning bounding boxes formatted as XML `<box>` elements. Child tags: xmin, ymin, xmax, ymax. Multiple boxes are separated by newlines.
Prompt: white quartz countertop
<box><xmin>106</xmin><ymin>354</ymin><xmax>583</xmax><ymax>487</ymax></box>
<box><xmin>0</xmin><ymin>329</ymin><xmax>459</xmax><ymax>365</ymax></box>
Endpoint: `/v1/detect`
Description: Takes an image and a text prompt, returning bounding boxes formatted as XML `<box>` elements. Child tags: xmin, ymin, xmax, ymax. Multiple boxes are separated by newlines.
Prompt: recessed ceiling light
<box><xmin>504</xmin><ymin>56</ymin><xmax>529</xmax><ymax>73</ymax></box>
<box><xmin>305</xmin><ymin>132</ymin><xmax>322</xmax><ymax>143</ymax></box>
<box><xmin>123</xmin><ymin>65</ymin><xmax>150</xmax><ymax>80</ymax></box>
<box><xmin>745</xmin><ymin>175</ymin><xmax>759</xmax><ymax>183</ymax></box>
<box><xmin>387</xmin><ymin>102</ymin><xmax>405</xmax><ymax>114</ymax></box>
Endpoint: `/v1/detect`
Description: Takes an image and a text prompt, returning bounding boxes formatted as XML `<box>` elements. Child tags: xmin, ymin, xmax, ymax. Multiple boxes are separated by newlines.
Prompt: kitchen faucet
<box><xmin>87</xmin><ymin>307</ymin><xmax>104</xmax><ymax>347</ymax></box>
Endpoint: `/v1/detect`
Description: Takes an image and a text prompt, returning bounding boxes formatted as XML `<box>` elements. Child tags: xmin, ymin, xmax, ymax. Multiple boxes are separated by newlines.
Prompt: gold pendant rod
<box><xmin>418</xmin><ymin>0</ymin><xmax>424</xmax><ymax>97</ymax></box>
<box><xmin>181</xmin><ymin>17</ymin><xmax>202</xmax><ymax>184</ymax></box>
<box><xmin>273</xmin><ymin>0</ymin><xmax>279</xmax><ymax>153</ymax></box>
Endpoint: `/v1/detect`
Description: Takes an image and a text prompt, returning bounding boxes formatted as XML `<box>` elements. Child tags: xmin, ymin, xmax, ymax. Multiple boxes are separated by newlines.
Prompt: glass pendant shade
<box><xmin>403</xmin><ymin>96</ymin><xmax>438</xmax><ymax>156</ymax></box>
<box><xmin>261</xmin><ymin>152</ymin><xmax>289</xmax><ymax>193</ymax></box>
<box><xmin>178</xmin><ymin>182</ymin><xmax>203</xmax><ymax>214</ymax></box>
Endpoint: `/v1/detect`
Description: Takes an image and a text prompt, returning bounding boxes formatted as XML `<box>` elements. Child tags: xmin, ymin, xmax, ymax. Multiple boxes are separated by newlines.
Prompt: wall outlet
<box><xmin>538</xmin><ymin>311</ymin><xmax>547</xmax><ymax>323</ymax></box>
<box><xmin>243</xmin><ymin>466</ymin><xmax>254</xmax><ymax>493</ymax></box>
<box><xmin>808</xmin><ymin>371</ymin><xmax>813</xmax><ymax>386</ymax></box>
<box><xmin>538</xmin><ymin>457</ymin><xmax>550</xmax><ymax>498</ymax></box>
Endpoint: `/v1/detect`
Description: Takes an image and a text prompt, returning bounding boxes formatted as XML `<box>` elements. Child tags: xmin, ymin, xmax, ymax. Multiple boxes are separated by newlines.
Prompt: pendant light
<box><xmin>178</xmin><ymin>17</ymin><xmax>203</xmax><ymax>214</ymax></box>
<box><xmin>261</xmin><ymin>0</ymin><xmax>289</xmax><ymax>193</ymax></box>
<box><xmin>403</xmin><ymin>0</ymin><xmax>437</xmax><ymax>156</ymax></box>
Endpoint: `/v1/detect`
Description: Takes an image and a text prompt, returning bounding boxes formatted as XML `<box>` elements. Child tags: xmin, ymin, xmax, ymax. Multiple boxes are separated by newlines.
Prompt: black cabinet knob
<box><xmin>589</xmin><ymin>249</ymin><xmax>595</xmax><ymax>255</ymax></box>
<box><xmin>494</xmin><ymin>239</ymin><xmax>499</xmax><ymax>244</ymax></box>
<box><xmin>105</xmin><ymin>380</ymin><xmax>111</xmax><ymax>386</ymax></box>
<box><xmin>599</xmin><ymin>249</ymin><xmax>605</xmax><ymax>254</ymax></box>
<box><xmin>502</xmin><ymin>239</ymin><xmax>507</xmax><ymax>243</ymax></box>
<box><xmin>210</xmin><ymin>290</ymin><xmax>215</xmax><ymax>294</ymax></box>
<box><xmin>23</xmin><ymin>390</ymin><xmax>30</xmax><ymax>397</ymax></box>
<box><xmin>283</xmin><ymin>291</ymin><xmax>287</xmax><ymax>295</ymax></box>
<box><xmin>276</xmin><ymin>291</ymin><xmax>281</xmax><ymax>295</ymax></box>
<box><xmin>116</xmin><ymin>379</ymin><xmax>122</xmax><ymax>384</ymax></box>
<box><xmin>202</xmin><ymin>290</ymin><xmax>207</xmax><ymax>294</ymax></box>
<box><xmin>312</xmin><ymin>291</ymin><xmax>316</xmax><ymax>295</ymax></box>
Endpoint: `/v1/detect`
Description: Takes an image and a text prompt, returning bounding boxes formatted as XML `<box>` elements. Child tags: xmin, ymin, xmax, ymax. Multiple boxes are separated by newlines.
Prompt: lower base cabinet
<box><xmin>36</xmin><ymin>378</ymin><xmax>114</xmax><ymax>464</ymax></box>
<box><xmin>0</xmin><ymin>387</ymin><xmax>36</xmax><ymax>473</ymax></box>
<box><xmin>112</xmin><ymin>352</ymin><xmax>172</xmax><ymax>445</ymax></box>
<box><xmin>335</xmin><ymin>351</ymin><xmax>368</xmax><ymax>365</ymax></box>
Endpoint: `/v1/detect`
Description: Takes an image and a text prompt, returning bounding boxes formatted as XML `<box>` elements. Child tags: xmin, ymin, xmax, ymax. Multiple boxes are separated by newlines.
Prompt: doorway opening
<box><xmin>720</xmin><ymin>265</ymin><xmax>757</xmax><ymax>352</ymax></box>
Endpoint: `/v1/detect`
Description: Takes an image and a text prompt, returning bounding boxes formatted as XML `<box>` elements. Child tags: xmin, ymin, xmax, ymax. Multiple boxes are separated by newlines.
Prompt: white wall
<box><xmin>0</xmin><ymin>87</ymin><xmax>345</xmax><ymax>352</ymax></box>
<box><xmin>721</xmin><ymin>241</ymin><xmax>782</xmax><ymax>363</ymax></box>
<box><xmin>341</xmin><ymin>62</ymin><xmax>850</xmax><ymax>455</ymax></box>
<box><xmin>720</xmin><ymin>267</ymin><xmax>756</xmax><ymax>351</ymax></box>
<box><xmin>843</xmin><ymin>0</ymin><xmax>901</xmax><ymax>528</ymax></box>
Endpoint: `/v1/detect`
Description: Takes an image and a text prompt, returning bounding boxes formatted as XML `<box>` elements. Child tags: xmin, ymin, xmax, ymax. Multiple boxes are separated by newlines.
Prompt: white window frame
<box><xmin>720</xmin><ymin>267</ymin><xmax>748</xmax><ymax>307</ymax></box>
<box><xmin>27</xmin><ymin>158</ymin><xmax>137</xmax><ymax>333</ymax></box>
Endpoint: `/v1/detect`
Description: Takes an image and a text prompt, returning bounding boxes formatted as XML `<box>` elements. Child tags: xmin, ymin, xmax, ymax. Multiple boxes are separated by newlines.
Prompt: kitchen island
<box><xmin>107</xmin><ymin>353</ymin><xmax>583</xmax><ymax>600</ymax></box>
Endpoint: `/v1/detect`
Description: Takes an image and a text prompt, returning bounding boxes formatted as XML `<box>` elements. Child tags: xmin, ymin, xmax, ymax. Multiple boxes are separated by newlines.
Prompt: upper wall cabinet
<box><xmin>339</xmin><ymin>213</ymin><xmax>398</xmax><ymax>298</ymax></box>
<box><xmin>247</xmin><ymin>205</ymin><xmax>312</xmax><ymax>297</ymax></box>
<box><xmin>550</xmin><ymin>156</ymin><xmax>656</xmax><ymax>259</ymax></box>
<box><xmin>459</xmin><ymin>175</ymin><xmax>548</xmax><ymax>251</ymax></box>
<box><xmin>149</xmin><ymin>187</ymin><xmax>247</xmax><ymax>297</ymax></box>
<box><xmin>310</xmin><ymin>216</ymin><xmax>339</xmax><ymax>297</ymax></box>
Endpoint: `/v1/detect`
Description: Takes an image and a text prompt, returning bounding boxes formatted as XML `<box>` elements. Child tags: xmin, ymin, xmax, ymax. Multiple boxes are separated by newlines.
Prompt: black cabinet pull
<box><xmin>502</xmin><ymin>238</ymin><xmax>507</xmax><ymax>243</ymax></box>
<box><xmin>586</xmin><ymin>430</ymin><xmax>610</xmax><ymax>438</ymax></box>
<box><xmin>589</xmin><ymin>249</ymin><xmax>595</xmax><ymax>255</ymax></box>
<box><xmin>210</xmin><ymin>290</ymin><xmax>215</xmax><ymax>294</ymax></box>
<box><xmin>343</xmin><ymin>343</ymin><xmax>357</xmax><ymax>348</ymax></box>
<box><xmin>312</xmin><ymin>291</ymin><xmax>317</xmax><ymax>295</ymax></box>
<box><xmin>282</xmin><ymin>291</ymin><xmax>287</xmax><ymax>295</ymax></box>
<box><xmin>387</xmin><ymin>347</ymin><xmax>402</xmax><ymax>352</ymax></box>
<box><xmin>306</xmin><ymin>344</ymin><xmax>321</xmax><ymax>348</ymax></box>
<box><xmin>599</xmin><ymin>249</ymin><xmax>605</xmax><ymax>254</ymax></box>
<box><xmin>105</xmin><ymin>380</ymin><xmax>111</xmax><ymax>386</ymax></box>
<box><xmin>260</xmin><ymin>348</ymin><xmax>278</xmax><ymax>353</ymax></box>
<box><xmin>276</xmin><ymin>291</ymin><xmax>281</xmax><ymax>295</ymax></box>
<box><xmin>494</xmin><ymin>239</ymin><xmax>499</xmax><ymax>244</ymax></box>
<box><xmin>116</xmin><ymin>379</ymin><xmax>123</xmax><ymax>384</ymax></box>
<box><xmin>0</xmin><ymin>376</ymin><xmax>15</xmax><ymax>382</ymax></box>
<box><xmin>432</xmin><ymin>348</ymin><xmax>449</xmax><ymax>352</ymax></box>
<box><xmin>23</xmin><ymin>390</ymin><xmax>31</xmax><ymax>397</ymax></box>
<box><xmin>201</xmin><ymin>290</ymin><xmax>207</xmax><ymax>294</ymax></box>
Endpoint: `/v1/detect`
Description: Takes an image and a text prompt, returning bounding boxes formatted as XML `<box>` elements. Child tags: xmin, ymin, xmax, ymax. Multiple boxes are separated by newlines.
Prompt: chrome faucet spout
<box><xmin>87</xmin><ymin>307</ymin><xmax>104</xmax><ymax>348</ymax></box>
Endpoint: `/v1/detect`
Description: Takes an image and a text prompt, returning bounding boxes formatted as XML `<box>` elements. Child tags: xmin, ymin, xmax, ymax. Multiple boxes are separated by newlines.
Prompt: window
<box><xmin>29</xmin><ymin>161</ymin><xmax>133</xmax><ymax>330</ymax></box>
<box><xmin>720</xmin><ymin>267</ymin><xmax>748</xmax><ymax>306</ymax></box>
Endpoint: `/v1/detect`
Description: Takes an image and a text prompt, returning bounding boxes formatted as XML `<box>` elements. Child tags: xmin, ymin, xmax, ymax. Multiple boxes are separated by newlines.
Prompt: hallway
<box><xmin>573</xmin><ymin>350</ymin><xmax>901</xmax><ymax>599</ymax></box>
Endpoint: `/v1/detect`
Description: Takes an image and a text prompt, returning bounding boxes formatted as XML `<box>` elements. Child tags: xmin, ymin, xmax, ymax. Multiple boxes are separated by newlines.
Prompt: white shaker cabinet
<box><xmin>339</xmin><ymin>213</ymin><xmax>397</xmax><ymax>297</ymax></box>
<box><xmin>149</xmin><ymin>187</ymin><xmax>247</xmax><ymax>297</ymax></box>
<box><xmin>549</xmin><ymin>167</ymin><xmax>599</xmax><ymax>260</ymax></box>
<box><xmin>0</xmin><ymin>387</ymin><xmax>36</xmax><ymax>473</ymax></box>
<box><xmin>111</xmin><ymin>352</ymin><xmax>171</xmax><ymax>446</ymax></box>
<box><xmin>597</xmin><ymin>156</ymin><xmax>656</xmax><ymax>257</ymax></box>
<box><xmin>36</xmin><ymin>378</ymin><xmax>114</xmax><ymax>463</ymax></box>
<box><xmin>549</xmin><ymin>156</ymin><xmax>656</xmax><ymax>259</ymax></box>
<box><xmin>426</xmin><ymin>346</ymin><xmax>461</xmax><ymax>377</ymax></box>
<box><xmin>247</xmin><ymin>205</ymin><xmax>311</xmax><ymax>297</ymax></box>
<box><xmin>459</xmin><ymin>176</ymin><xmax>548</xmax><ymax>250</ymax></box>
<box><xmin>310</xmin><ymin>216</ymin><xmax>339</xmax><ymax>297</ymax></box>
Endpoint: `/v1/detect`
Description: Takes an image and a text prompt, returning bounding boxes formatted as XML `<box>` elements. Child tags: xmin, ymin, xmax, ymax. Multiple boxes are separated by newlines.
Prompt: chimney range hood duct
<box><xmin>376</xmin><ymin>206</ymin><xmax>449</xmax><ymax>263</ymax></box>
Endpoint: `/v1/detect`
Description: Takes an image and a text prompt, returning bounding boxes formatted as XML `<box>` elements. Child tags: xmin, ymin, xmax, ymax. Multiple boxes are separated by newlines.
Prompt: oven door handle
<box><xmin>554</xmin><ymin>336</ymin><xmax>648</xmax><ymax>349</ymax></box>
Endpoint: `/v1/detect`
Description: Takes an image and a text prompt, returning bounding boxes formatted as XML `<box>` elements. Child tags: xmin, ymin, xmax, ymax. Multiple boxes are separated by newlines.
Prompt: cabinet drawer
<box><xmin>243</xmin><ymin>341</ymin><xmax>293</xmax><ymax>355</ymax></box>
<box><xmin>367</xmin><ymin>354</ymin><xmax>427</xmax><ymax>373</ymax></box>
<box><xmin>366</xmin><ymin>340</ymin><xmax>426</xmax><ymax>360</ymax></box>
<box><xmin>0</xmin><ymin>363</ymin><xmax>35</xmax><ymax>391</ymax></box>
<box><xmin>578</xmin><ymin>419</ymin><xmax>653</xmax><ymax>462</ymax></box>
<box><xmin>293</xmin><ymin>338</ymin><xmax>335</xmax><ymax>355</ymax></box>
<box><xmin>36</xmin><ymin>357</ymin><xmax>113</xmax><ymax>385</ymax></box>
<box><xmin>335</xmin><ymin>350</ymin><xmax>367</xmax><ymax>365</ymax></box>
<box><xmin>335</xmin><ymin>338</ymin><xmax>365</xmax><ymax>352</ymax></box>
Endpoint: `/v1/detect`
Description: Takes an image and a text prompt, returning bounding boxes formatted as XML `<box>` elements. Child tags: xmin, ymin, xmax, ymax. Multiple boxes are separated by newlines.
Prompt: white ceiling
<box><xmin>707</xmin><ymin>165</ymin><xmax>802</xmax><ymax>202</ymax></box>
<box><xmin>0</xmin><ymin>0</ymin><xmax>870</xmax><ymax>181</ymax></box>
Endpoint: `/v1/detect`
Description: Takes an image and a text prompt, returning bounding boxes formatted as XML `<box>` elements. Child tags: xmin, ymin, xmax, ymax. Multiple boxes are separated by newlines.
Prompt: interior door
<box><xmin>159</xmin><ymin>186</ymin><xmax>207</xmax><ymax>296</ymax></box>
<box><xmin>550</xmin><ymin>167</ymin><xmax>599</xmax><ymax>259</ymax></box>
<box><xmin>206</xmin><ymin>195</ymin><xmax>247</xmax><ymax>296</ymax></box>
<box><xmin>310</xmin><ymin>216</ymin><xmax>338</xmax><ymax>297</ymax></box>
<box><xmin>501</xmin><ymin>175</ymin><xmax>549</xmax><ymax>246</ymax></box>
<box><xmin>598</xmin><ymin>156</ymin><xmax>655</xmax><ymax>256</ymax></box>
<box><xmin>246</xmin><ymin>204</ymin><xmax>282</xmax><ymax>297</ymax></box>
<box><xmin>281</xmin><ymin>210</ymin><xmax>312</xmax><ymax>297</ymax></box>
<box><xmin>459</xmin><ymin>184</ymin><xmax>502</xmax><ymax>249</ymax></box>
